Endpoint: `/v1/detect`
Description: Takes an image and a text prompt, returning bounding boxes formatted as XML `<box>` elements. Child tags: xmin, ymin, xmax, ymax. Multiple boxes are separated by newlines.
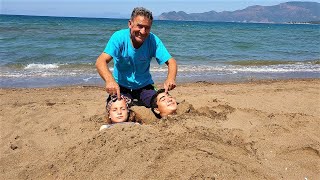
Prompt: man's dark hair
<box><xmin>150</xmin><ymin>89</ymin><xmax>165</xmax><ymax>119</ymax></box>
<box><xmin>131</xmin><ymin>7</ymin><xmax>153</xmax><ymax>21</ymax></box>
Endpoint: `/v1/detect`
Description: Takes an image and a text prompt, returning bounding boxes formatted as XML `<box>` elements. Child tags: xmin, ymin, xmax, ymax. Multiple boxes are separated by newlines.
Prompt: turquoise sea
<box><xmin>0</xmin><ymin>15</ymin><xmax>319</xmax><ymax>88</ymax></box>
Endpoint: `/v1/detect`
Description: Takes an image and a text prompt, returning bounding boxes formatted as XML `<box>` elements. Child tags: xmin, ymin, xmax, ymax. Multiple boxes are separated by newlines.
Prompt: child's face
<box><xmin>156</xmin><ymin>92</ymin><xmax>177</xmax><ymax>117</ymax></box>
<box><xmin>109</xmin><ymin>100</ymin><xmax>129</xmax><ymax>123</ymax></box>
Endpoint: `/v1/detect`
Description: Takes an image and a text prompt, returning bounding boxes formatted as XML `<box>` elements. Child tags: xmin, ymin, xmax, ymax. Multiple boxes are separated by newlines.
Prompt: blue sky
<box><xmin>2</xmin><ymin>0</ymin><xmax>320</xmax><ymax>18</ymax></box>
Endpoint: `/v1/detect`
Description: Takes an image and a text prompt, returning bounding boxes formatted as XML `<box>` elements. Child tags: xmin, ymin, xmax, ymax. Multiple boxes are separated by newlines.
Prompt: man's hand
<box><xmin>164</xmin><ymin>58</ymin><xmax>177</xmax><ymax>93</ymax></box>
<box><xmin>164</xmin><ymin>78</ymin><xmax>176</xmax><ymax>93</ymax></box>
<box><xmin>96</xmin><ymin>53</ymin><xmax>120</xmax><ymax>99</ymax></box>
<box><xmin>106</xmin><ymin>80</ymin><xmax>121</xmax><ymax>100</ymax></box>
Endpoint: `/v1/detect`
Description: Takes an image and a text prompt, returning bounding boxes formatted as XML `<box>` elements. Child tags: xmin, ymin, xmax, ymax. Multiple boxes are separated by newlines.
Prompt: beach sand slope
<box><xmin>1</xmin><ymin>79</ymin><xmax>319</xmax><ymax>179</ymax></box>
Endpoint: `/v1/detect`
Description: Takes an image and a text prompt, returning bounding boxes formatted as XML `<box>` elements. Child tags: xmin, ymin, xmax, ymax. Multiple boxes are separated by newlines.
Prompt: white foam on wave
<box><xmin>0</xmin><ymin>73</ymin><xmax>24</xmax><ymax>78</ymax></box>
<box><xmin>83</xmin><ymin>77</ymin><xmax>93</xmax><ymax>82</ymax></box>
<box><xmin>24</xmin><ymin>63</ymin><xmax>59</xmax><ymax>70</ymax></box>
<box><xmin>1</xmin><ymin>62</ymin><xmax>319</xmax><ymax>79</ymax></box>
<box><xmin>229</xmin><ymin>64</ymin><xmax>320</xmax><ymax>73</ymax></box>
<box><xmin>150</xmin><ymin>64</ymin><xmax>320</xmax><ymax>73</ymax></box>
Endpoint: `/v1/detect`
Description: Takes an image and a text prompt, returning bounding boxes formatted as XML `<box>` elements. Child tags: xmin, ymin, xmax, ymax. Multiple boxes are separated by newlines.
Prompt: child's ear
<box><xmin>154</xmin><ymin>108</ymin><xmax>160</xmax><ymax>115</ymax></box>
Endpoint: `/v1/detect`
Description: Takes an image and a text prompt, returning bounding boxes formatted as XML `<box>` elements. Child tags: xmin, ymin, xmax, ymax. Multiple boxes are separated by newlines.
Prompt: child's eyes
<box><xmin>111</xmin><ymin>108</ymin><xmax>126</xmax><ymax>111</ymax></box>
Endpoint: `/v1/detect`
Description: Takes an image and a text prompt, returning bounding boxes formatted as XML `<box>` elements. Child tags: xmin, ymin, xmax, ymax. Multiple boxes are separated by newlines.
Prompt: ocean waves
<box><xmin>1</xmin><ymin>61</ymin><xmax>319</xmax><ymax>87</ymax></box>
<box><xmin>1</xmin><ymin>61</ymin><xmax>319</xmax><ymax>79</ymax></box>
<box><xmin>1</xmin><ymin>15</ymin><xmax>319</xmax><ymax>87</ymax></box>
<box><xmin>177</xmin><ymin>63</ymin><xmax>320</xmax><ymax>73</ymax></box>
<box><xmin>0</xmin><ymin>63</ymin><xmax>96</xmax><ymax>78</ymax></box>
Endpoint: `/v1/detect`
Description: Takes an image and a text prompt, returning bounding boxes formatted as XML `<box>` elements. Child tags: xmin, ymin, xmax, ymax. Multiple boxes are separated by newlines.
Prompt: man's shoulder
<box><xmin>116</xmin><ymin>28</ymin><xmax>129</xmax><ymax>34</ymax></box>
<box><xmin>112</xmin><ymin>29</ymin><xmax>129</xmax><ymax>39</ymax></box>
<box><xmin>147</xmin><ymin>32</ymin><xmax>160</xmax><ymax>42</ymax></box>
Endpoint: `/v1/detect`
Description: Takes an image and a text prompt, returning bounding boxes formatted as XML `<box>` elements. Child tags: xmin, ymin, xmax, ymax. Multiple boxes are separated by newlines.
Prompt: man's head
<box><xmin>128</xmin><ymin>7</ymin><xmax>153</xmax><ymax>48</ymax></box>
<box><xmin>151</xmin><ymin>89</ymin><xmax>178</xmax><ymax>118</ymax></box>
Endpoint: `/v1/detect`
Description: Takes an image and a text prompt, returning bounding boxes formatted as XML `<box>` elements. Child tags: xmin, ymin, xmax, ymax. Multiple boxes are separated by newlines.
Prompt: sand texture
<box><xmin>1</xmin><ymin>79</ymin><xmax>319</xmax><ymax>179</ymax></box>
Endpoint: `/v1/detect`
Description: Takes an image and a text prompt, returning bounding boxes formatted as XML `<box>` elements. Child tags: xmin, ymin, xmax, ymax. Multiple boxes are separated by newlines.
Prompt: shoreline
<box><xmin>1</xmin><ymin>78</ymin><xmax>319</xmax><ymax>179</ymax></box>
<box><xmin>1</xmin><ymin>77</ymin><xmax>319</xmax><ymax>90</ymax></box>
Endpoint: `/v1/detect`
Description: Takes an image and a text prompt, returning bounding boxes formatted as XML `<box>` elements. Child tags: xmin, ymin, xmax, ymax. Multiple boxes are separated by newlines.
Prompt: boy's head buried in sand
<box><xmin>106</xmin><ymin>95</ymin><xmax>132</xmax><ymax>124</ymax></box>
<box><xmin>150</xmin><ymin>89</ymin><xmax>178</xmax><ymax>119</ymax></box>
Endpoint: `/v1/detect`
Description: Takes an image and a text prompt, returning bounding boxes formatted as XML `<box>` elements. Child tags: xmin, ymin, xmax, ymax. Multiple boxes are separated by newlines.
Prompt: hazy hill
<box><xmin>158</xmin><ymin>1</ymin><xmax>320</xmax><ymax>23</ymax></box>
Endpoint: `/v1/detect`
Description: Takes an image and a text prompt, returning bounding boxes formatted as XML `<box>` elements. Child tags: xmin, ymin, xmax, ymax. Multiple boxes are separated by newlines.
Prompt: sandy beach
<box><xmin>1</xmin><ymin>79</ymin><xmax>319</xmax><ymax>179</ymax></box>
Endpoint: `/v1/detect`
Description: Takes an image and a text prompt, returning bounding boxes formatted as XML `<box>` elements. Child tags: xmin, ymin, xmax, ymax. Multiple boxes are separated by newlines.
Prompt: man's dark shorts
<box><xmin>107</xmin><ymin>84</ymin><xmax>156</xmax><ymax>108</ymax></box>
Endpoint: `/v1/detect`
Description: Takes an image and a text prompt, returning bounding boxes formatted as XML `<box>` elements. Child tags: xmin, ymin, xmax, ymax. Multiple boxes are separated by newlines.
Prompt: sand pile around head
<box><xmin>1</xmin><ymin>79</ymin><xmax>319</xmax><ymax>179</ymax></box>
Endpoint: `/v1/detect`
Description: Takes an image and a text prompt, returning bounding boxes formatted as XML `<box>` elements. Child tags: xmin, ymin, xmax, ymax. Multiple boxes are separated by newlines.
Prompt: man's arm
<box><xmin>164</xmin><ymin>57</ymin><xmax>177</xmax><ymax>93</ymax></box>
<box><xmin>95</xmin><ymin>52</ymin><xmax>120</xmax><ymax>99</ymax></box>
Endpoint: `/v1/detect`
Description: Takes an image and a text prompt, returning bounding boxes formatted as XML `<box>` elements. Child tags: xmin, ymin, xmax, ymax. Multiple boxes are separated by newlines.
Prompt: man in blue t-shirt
<box><xmin>96</xmin><ymin>7</ymin><xmax>177</xmax><ymax>107</ymax></box>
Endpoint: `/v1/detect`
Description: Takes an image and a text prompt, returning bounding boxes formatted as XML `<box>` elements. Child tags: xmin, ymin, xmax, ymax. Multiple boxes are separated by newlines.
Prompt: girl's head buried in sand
<box><xmin>105</xmin><ymin>94</ymin><xmax>134</xmax><ymax>124</ymax></box>
<box><xmin>100</xmin><ymin>95</ymin><xmax>137</xmax><ymax>131</ymax></box>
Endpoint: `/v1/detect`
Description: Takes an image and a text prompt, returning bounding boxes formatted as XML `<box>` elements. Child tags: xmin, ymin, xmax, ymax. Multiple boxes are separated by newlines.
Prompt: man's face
<box><xmin>156</xmin><ymin>92</ymin><xmax>177</xmax><ymax>117</ymax></box>
<box><xmin>109</xmin><ymin>100</ymin><xmax>129</xmax><ymax>123</ymax></box>
<box><xmin>128</xmin><ymin>15</ymin><xmax>152</xmax><ymax>47</ymax></box>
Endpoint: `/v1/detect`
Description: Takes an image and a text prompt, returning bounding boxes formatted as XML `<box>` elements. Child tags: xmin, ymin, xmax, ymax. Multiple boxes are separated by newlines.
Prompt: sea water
<box><xmin>0</xmin><ymin>15</ymin><xmax>319</xmax><ymax>88</ymax></box>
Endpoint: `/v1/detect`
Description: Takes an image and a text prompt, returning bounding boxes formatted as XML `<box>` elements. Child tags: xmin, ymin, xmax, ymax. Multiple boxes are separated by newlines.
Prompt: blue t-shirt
<box><xmin>104</xmin><ymin>29</ymin><xmax>171</xmax><ymax>90</ymax></box>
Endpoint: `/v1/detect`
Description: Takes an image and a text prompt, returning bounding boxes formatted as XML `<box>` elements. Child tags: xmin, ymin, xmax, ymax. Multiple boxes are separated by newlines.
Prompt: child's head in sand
<box><xmin>150</xmin><ymin>89</ymin><xmax>178</xmax><ymax>119</ymax></box>
<box><xmin>106</xmin><ymin>95</ymin><xmax>133</xmax><ymax>124</ymax></box>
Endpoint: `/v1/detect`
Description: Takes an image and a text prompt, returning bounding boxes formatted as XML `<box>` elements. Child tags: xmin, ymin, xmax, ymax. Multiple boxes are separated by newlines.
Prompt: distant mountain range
<box><xmin>158</xmin><ymin>1</ymin><xmax>320</xmax><ymax>23</ymax></box>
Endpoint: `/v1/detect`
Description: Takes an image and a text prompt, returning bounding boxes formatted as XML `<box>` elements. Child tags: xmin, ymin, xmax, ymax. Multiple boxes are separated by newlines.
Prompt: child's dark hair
<box><xmin>150</xmin><ymin>89</ymin><xmax>166</xmax><ymax>119</ymax></box>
